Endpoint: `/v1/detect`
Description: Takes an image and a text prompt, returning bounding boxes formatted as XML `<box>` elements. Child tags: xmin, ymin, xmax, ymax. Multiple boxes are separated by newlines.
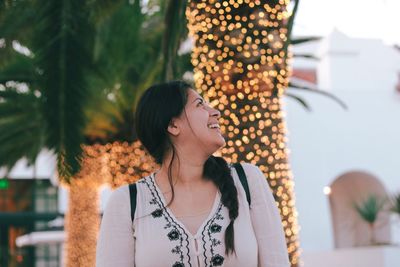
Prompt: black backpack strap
<box><xmin>128</xmin><ymin>183</ymin><xmax>137</xmax><ymax>222</ymax></box>
<box><xmin>233</xmin><ymin>162</ymin><xmax>251</xmax><ymax>207</ymax></box>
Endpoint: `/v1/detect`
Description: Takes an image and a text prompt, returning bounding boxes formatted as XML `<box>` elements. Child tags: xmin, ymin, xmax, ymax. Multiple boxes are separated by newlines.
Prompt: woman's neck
<box><xmin>157</xmin><ymin>151</ymin><xmax>209</xmax><ymax>188</ymax></box>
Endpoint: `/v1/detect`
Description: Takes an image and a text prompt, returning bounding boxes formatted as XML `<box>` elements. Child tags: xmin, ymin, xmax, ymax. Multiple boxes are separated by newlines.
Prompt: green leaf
<box><xmin>86</xmin><ymin>0</ymin><xmax>124</xmax><ymax>26</ymax></box>
<box><xmin>0</xmin><ymin>0</ymin><xmax>36</xmax><ymax>45</ymax></box>
<box><xmin>0</xmin><ymin>0</ymin><xmax>193</xmax><ymax>182</ymax></box>
<box><xmin>0</xmin><ymin>89</ymin><xmax>44</xmax><ymax>168</ymax></box>
<box><xmin>34</xmin><ymin>0</ymin><xmax>94</xmax><ymax>179</ymax></box>
<box><xmin>161</xmin><ymin>0</ymin><xmax>188</xmax><ymax>81</ymax></box>
<box><xmin>85</xmin><ymin>0</ymin><xmax>190</xmax><ymax>144</ymax></box>
<box><xmin>354</xmin><ymin>195</ymin><xmax>385</xmax><ymax>224</ymax></box>
<box><xmin>0</xmin><ymin>52</ymin><xmax>36</xmax><ymax>83</ymax></box>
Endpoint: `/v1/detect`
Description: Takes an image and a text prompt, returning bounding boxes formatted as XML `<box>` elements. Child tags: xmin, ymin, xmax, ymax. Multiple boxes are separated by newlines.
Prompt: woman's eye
<box><xmin>197</xmin><ymin>101</ymin><xmax>204</xmax><ymax>106</ymax></box>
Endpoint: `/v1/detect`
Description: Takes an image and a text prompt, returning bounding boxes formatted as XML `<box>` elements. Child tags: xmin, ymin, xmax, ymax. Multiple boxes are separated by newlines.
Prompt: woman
<box><xmin>96</xmin><ymin>80</ymin><xmax>290</xmax><ymax>267</ymax></box>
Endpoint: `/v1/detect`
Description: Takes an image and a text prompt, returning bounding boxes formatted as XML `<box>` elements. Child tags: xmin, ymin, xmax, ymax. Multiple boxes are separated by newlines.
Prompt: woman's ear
<box><xmin>167</xmin><ymin>118</ymin><xmax>180</xmax><ymax>136</ymax></box>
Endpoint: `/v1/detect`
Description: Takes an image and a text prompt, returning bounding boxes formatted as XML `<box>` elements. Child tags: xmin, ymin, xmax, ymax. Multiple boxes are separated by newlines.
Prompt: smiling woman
<box><xmin>95</xmin><ymin>80</ymin><xmax>290</xmax><ymax>267</ymax></box>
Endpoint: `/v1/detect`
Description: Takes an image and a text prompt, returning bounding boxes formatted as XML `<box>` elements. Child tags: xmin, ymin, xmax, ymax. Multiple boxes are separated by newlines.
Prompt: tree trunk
<box><xmin>65</xmin><ymin>180</ymin><xmax>100</xmax><ymax>267</ymax></box>
<box><xmin>187</xmin><ymin>1</ymin><xmax>300</xmax><ymax>265</ymax></box>
<box><xmin>64</xmin><ymin>142</ymin><xmax>157</xmax><ymax>266</ymax></box>
<box><xmin>64</xmin><ymin>144</ymin><xmax>110</xmax><ymax>267</ymax></box>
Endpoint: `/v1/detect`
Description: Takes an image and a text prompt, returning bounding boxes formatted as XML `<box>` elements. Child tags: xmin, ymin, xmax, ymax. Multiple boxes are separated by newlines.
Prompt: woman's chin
<box><xmin>205</xmin><ymin>137</ymin><xmax>226</xmax><ymax>155</ymax></box>
<box><xmin>215</xmin><ymin>136</ymin><xmax>226</xmax><ymax>149</ymax></box>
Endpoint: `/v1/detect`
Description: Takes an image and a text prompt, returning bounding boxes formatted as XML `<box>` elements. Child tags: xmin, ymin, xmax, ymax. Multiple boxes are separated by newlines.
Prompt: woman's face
<box><xmin>169</xmin><ymin>89</ymin><xmax>225</xmax><ymax>155</ymax></box>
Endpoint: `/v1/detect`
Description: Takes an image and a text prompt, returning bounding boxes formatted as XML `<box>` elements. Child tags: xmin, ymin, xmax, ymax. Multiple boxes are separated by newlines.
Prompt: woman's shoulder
<box><xmin>106</xmin><ymin>174</ymin><xmax>152</xmax><ymax>202</ymax></box>
<box><xmin>238</xmin><ymin>162</ymin><xmax>262</xmax><ymax>172</ymax></box>
<box><xmin>106</xmin><ymin>184</ymin><xmax>130</xmax><ymax>206</ymax></box>
<box><xmin>104</xmin><ymin>175</ymin><xmax>154</xmax><ymax>215</ymax></box>
<box><xmin>136</xmin><ymin>174</ymin><xmax>152</xmax><ymax>184</ymax></box>
<box><xmin>231</xmin><ymin>162</ymin><xmax>265</xmax><ymax>181</ymax></box>
<box><xmin>231</xmin><ymin>162</ymin><xmax>270</xmax><ymax>193</ymax></box>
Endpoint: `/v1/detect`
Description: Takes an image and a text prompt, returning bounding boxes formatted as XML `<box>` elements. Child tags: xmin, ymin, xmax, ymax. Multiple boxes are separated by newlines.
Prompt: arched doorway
<box><xmin>328</xmin><ymin>171</ymin><xmax>391</xmax><ymax>248</ymax></box>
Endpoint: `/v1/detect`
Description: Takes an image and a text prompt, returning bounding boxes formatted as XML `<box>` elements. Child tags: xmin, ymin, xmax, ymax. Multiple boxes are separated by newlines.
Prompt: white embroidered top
<box><xmin>96</xmin><ymin>163</ymin><xmax>290</xmax><ymax>267</ymax></box>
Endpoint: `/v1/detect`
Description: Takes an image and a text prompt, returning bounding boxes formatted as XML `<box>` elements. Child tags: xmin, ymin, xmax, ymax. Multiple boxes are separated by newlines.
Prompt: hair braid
<box><xmin>204</xmin><ymin>155</ymin><xmax>238</xmax><ymax>255</ymax></box>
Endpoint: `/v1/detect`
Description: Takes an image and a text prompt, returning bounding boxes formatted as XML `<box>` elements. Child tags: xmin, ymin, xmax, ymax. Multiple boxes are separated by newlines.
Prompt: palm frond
<box><xmin>85</xmin><ymin>0</ymin><xmax>147</xmax><ymax>143</ymax></box>
<box><xmin>0</xmin><ymin>52</ymin><xmax>36</xmax><ymax>83</ymax></box>
<box><xmin>284</xmin><ymin>92</ymin><xmax>312</xmax><ymax>111</ymax></box>
<box><xmin>286</xmin><ymin>0</ymin><xmax>300</xmax><ymax>42</ymax></box>
<box><xmin>161</xmin><ymin>0</ymin><xmax>188</xmax><ymax>81</ymax></box>
<box><xmin>0</xmin><ymin>88</ymin><xmax>44</xmax><ymax>168</ymax></box>
<box><xmin>293</xmin><ymin>53</ymin><xmax>319</xmax><ymax>60</ymax></box>
<box><xmin>34</xmin><ymin>0</ymin><xmax>94</xmax><ymax>180</ymax></box>
<box><xmin>174</xmin><ymin>53</ymin><xmax>193</xmax><ymax>79</ymax></box>
<box><xmin>0</xmin><ymin>0</ymin><xmax>36</xmax><ymax>45</ymax></box>
<box><xmin>291</xmin><ymin>36</ymin><xmax>321</xmax><ymax>45</ymax></box>
<box><xmin>86</xmin><ymin>0</ymin><xmax>124</xmax><ymax>26</ymax></box>
<box><xmin>85</xmin><ymin>0</ymin><xmax>177</xmax><ymax>143</ymax></box>
<box><xmin>288</xmin><ymin>82</ymin><xmax>348</xmax><ymax>110</ymax></box>
<box><xmin>1</xmin><ymin>0</ymin><xmax>193</xmax><ymax>180</ymax></box>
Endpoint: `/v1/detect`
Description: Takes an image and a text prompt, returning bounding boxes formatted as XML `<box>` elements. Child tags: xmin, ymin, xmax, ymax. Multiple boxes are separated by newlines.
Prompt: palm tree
<box><xmin>185</xmin><ymin>0</ymin><xmax>320</xmax><ymax>265</ymax></box>
<box><xmin>0</xmin><ymin>0</ymin><xmax>92</xmax><ymax>177</ymax></box>
<box><xmin>1</xmin><ymin>1</ymin><xmax>94</xmax><ymax>265</ymax></box>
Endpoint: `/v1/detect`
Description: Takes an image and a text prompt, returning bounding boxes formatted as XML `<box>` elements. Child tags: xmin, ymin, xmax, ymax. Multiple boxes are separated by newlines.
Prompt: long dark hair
<box><xmin>135</xmin><ymin>80</ymin><xmax>239</xmax><ymax>255</ymax></box>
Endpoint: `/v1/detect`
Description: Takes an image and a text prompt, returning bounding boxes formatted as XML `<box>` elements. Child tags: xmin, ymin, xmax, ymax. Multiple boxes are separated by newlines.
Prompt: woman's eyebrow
<box><xmin>192</xmin><ymin>97</ymin><xmax>204</xmax><ymax>103</ymax></box>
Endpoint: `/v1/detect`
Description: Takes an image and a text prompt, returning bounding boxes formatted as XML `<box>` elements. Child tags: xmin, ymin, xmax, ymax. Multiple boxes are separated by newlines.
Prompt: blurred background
<box><xmin>1</xmin><ymin>0</ymin><xmax>399</xmax><ymax>266</ymax></box>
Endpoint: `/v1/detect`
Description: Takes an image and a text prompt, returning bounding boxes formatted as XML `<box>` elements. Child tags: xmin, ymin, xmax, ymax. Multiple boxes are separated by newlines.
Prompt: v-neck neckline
<box><xmin>150</xmin><ymin>173</ymin><xmax>221</xmax><ymax>238</ymax></box>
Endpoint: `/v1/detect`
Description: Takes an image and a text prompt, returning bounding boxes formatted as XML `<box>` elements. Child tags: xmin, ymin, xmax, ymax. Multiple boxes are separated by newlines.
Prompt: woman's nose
<box><xmin>210</xmin><ymin>107</ymin><xmax>221</xmax><ymax>118</ymax></box>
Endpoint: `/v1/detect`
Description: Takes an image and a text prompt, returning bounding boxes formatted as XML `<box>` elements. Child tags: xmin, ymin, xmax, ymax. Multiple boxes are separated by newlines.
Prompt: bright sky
<box><xmin>293</xmin><ymin>0</ymin><xmax>400</xmax><ymax>46</ymax></box>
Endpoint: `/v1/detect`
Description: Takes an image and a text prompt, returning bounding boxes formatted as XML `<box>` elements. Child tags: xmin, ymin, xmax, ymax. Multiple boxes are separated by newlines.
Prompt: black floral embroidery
<box><xmin>211</xmin><ymin>254</ymin><xmax>224</xmax><ymax>266</ymax></box>
<box><xmin>164</xmin><ymin>221</ymin><xmax>173</xmax><ymax>229</ymax></box>
<box><xmin>210</xmin><ymin>223</ymin><xmax>222</xmax><ymax>233</ymax></box>
<box><xmin>211</xmin><ymin>238</ymin><xmax>221</xmax><ymax>246</ymax></box>
<box><xmin>168</xmin><ymin>229</ymin><xmax>180</xmax><ymax>241</ymax></box>
<box><xmin>172</xmin><ymin>245</ymin><xmax>182</xmax><ymax>254</ymax></box>
<box><xmin>201</xmin><ymin>202</ymin><xmax>225</xmax><ymax>266</ymax></box>
<box><xmin>215</xmin><ymin>213</ymin><xmax>224</xmax><ymax>220</ymax></box>
<box><xmin>143</xmin><ymin>175</ymin><xmax>191</xmax><ymax>267</ymax></box>
<box><xmin>151</xmin><ymin>208</ymin><xmax>163</xmax><ymax>218</ymax></box>
<box><xmin>143</xmin><ymin>174</ymin><xmax>229</xmax><ymax>267</ymax></box>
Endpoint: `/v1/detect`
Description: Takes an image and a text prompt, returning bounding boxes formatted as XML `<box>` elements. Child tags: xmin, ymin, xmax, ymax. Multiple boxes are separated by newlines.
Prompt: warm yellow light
<box><xmin>63</xmin><ymin>142</ymin><xmax>158</xmax><ymax>266</ymax></box>
<box><xmin>186</xmin><ymin>1</ymin><xmax>300</xmax><ymax>265</ymax></box>
<box><xmin>323</xmin><ymin>186</ymin><xmax>332</xmax><ymax>195</ymax></box>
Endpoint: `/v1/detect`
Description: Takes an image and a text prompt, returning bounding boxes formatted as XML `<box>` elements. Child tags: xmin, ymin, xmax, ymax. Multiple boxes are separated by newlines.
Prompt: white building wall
<box><xmin>288</xmin><ymin>30</ymin><xmax>400</xmax><ymax>252</ymax></box>
<box><xmin>317</xmin><ymin>29</ymin><xmax>399</xmax><ymax>92</ymax></box>
<box><xmin>0</xmin><ymin>149</ymin><xmax>56</xmax><ymax>181</ymax></box>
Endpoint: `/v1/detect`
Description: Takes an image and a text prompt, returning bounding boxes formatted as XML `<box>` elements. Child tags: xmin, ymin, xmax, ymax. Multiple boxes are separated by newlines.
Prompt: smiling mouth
<box><xmin>207</xmin><ymin>123</ymin><xmax>220</xmax><ymax>129</ymax></box>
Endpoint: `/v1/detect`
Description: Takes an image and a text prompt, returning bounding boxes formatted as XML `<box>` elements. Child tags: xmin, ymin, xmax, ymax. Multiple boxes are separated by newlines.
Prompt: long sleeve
<box><xmin>96</xmin><ymin>185</ymin><xmax>135</xmax><ymax>267</ymax></box>
<box><xmin>242</xmin><ymin>163</ymin><xmax>290</xmax><ymax>267</ymax></box>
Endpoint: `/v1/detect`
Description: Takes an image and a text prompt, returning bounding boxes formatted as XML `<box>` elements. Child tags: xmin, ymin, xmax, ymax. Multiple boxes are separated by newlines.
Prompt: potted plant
<box><xmin>354</xmin><ymin>194</ymin><xmax>385</xmax><ymax>245</ymax></box>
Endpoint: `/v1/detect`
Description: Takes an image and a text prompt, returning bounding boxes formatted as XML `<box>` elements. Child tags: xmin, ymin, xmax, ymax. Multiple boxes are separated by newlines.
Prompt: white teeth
<box><xmin>208</xmin><ymin>123</ymin><xmax>220</xmax><ymax>129</ymax></box>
